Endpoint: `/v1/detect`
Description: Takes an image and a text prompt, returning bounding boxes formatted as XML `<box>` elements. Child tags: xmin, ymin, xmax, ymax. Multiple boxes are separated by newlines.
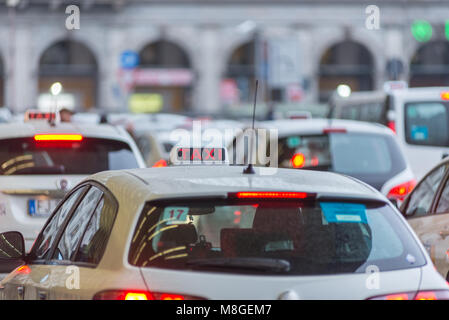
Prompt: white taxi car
<box><xmin>0</xmin><ymin>111</ymin><xmax>145</xmax><ymax>256</ymax></box>
<box><xmin>0</xmin><ymin>152</ymin><xmax>447</xmax><ymax>300</ymax></box>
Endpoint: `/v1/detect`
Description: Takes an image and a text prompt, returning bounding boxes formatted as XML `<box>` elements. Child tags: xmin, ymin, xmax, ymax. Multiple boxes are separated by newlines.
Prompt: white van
<box><xmin>388</xmin><ymin>87</ymin><xmax>449</xmax><ymax>180</ymax></box>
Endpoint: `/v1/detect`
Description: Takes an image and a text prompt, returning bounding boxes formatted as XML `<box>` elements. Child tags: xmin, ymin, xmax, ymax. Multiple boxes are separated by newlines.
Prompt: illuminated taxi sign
<box><xmin>171</xmin><ymin>147</ymin><xmax>228</xmax><ymax>165</ymax></box>
<box><xmin>25</xmin><ymin>110</ymin><xmax>60</xmax><ymax>122</ymax></box>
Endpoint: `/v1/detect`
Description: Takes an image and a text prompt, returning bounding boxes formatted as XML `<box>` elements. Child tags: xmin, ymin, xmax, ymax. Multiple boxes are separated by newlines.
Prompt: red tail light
<box><xmin>369</xmin><ymin>290</ymin><xmax>449</xmax><ymax>300</ymax></box>
<box><xmin>152</xmin><ymin>159</ymin><xmax>168</xmax><ymax>168</ymax></box>
<box><xmin>387</xmin><ymin>179</ymin><xmax>416</xmax><ymax>201</ymax></box>
<box><xmin>441</xmin><ymin>92</ymin><xmax>449</xmax><ymax>100</ymax></box>
<box><xmin>323</xmin><ymin>128</ymin><xmax>347</xmax><ymax>134</ymax></box>
<box><xmin>387</xmin><ymin>120</ymin><xmax>396</xmax><ymax>133</ymax></box>
<box><xmin>34</xmin><ymin>134</ymin><xmax>83</xmax><ymax>141</ymax></box>
<box><xmin>232</xmin><ymin>191</ymin><xmax>310</xmax><ymax>199</ymax></box>
<box><xmin>291</xmin><ymin>153</ymin><xmax>305</xmax><ymax>168</ymax></box>
<box><xmin>93</xmin><ymin>290</ymin><xmax>203</xmax><ymax>300</ymax></box>
<box><xmin>15</xmin><ymin>265</ymin><xmax>31</xmax><ymax>275</ymax></box>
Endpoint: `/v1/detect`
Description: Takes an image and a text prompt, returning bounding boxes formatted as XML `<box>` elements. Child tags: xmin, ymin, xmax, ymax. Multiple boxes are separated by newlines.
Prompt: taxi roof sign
<box><xmin>169</xmin><ymin>147</ymin><xmax>229</xmax><ymax>166</ymax></box>
<box><xmin>25</xmin><ymin>109</ymin><xmax>60</xmax><ymax>123</ymax></box>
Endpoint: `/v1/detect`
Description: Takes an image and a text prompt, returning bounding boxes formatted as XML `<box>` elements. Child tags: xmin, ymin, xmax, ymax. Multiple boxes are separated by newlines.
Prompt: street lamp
<box><xmin>50</xmin><ymin>82</ymin><xmax>62</xmax><ymax>96</ymax></box>
<box><xmin>49</xmin><ymin>82</ymin><xmax>62</xmax><ymax>125</ymax></box>
<box><xmin>336</xmin><ymin>84</ymin><xmax>351</xmax><ymax>98</ymax></box>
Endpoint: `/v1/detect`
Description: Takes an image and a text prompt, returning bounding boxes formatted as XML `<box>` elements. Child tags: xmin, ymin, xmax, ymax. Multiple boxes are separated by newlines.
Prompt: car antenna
<box><xmin>243</xmin><ymin>79</ymin><xmax>258</xmax><ymax>174</ymax></box>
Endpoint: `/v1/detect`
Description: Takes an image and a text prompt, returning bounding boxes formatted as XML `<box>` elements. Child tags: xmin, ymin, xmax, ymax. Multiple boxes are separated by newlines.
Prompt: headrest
<box><xmin>159</xmin><ymin>223</ymin><xmax>198</xmax><ymax>246</ymax></box>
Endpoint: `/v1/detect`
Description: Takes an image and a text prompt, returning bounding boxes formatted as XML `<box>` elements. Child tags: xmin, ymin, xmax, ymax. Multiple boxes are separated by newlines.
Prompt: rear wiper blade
<box><xmin>11</xmin><ymin>165</ymin><xmax>65</xmax><ymax>175</ymax></box>
<box><xmin>186</xmin><ymin>257</ymin><xmax>291</xmax><ymax>273</ymax></box>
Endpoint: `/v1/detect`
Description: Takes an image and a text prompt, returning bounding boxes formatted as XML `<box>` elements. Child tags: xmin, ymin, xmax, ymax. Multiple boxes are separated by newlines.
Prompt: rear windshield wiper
<box><xmin>8</xmin><ymin>165</ymin><xmax>65</xmax><ymax>175</ymax></box>
<box><xmin>186</xmin><ymin>257</ymin><xmax>291</xmax><ymax>273</ymax></box>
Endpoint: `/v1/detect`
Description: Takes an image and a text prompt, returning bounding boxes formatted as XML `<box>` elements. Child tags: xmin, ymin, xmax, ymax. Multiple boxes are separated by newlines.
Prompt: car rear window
<box><xmin>0</xmin><ymin>137</ymin><xmax>139</xmax><ymax>175</ymax></box>
<box><xmin>277</xmin><ymin>132</ymin><xmax>406</xmax><ymax>188</ymax></box>
<box><xmin>404</xmin><ymin>102</ymin><xmax>449</xmax><ymax>147</ymax></box>
<box><xmin>128</xmin><ymin>199</ymin><xmax>425</xmax><ymax>276</ymax></box>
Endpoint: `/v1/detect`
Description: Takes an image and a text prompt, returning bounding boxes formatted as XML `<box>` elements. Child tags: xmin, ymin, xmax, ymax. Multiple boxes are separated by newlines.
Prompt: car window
<box><xmin>129</xmin><ymin>199</ymin><xmax>426</xmax><ymax>275</ymax></box>
<box><xmin>52</xmin><ymin>186</ymin><xmax>103</xmax><ymax>261</ymax></box>
<box><xmin>0</xmin><ymin>137</ymin><xmax>139</xmax><ymax>175</ymax></box>
<box><xmin>32</xmin><ymin>186</ymin><xmax>88</xmax><ymax>259</ymax></box>
<box><xmin>435</xmin><ymin>168</ymin><xmax>449</xmax><ymax>214</ymax></box>
<box><xmin>277</xmin><ymin>133</ymin><xmax>406</xmax><ymax>188</ymax></box>
<box><xmin>340</xmin><ymin>105</ymin><xmax>359</xmax><ymax>120</ymax></box>
<box><xmin>404</xmin><ymin>102</ymin><xmax>449</xmax><ymax>147</ymax></box>
<box><xmin>405</xmin><ymin>165</ymin><xmax>446</xmax><ymax>217</ymax></box>
<box><xmin>73</xmin><ymin>192</ymin><xmax>118</xmax><ymax>265</ymax></box>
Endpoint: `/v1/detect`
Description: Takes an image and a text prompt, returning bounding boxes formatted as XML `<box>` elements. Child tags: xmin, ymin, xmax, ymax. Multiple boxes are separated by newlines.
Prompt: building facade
<box><xmin>1</xmin><ymin>0</ymin><xmax>449</xmax><ymax>114</ymax></box>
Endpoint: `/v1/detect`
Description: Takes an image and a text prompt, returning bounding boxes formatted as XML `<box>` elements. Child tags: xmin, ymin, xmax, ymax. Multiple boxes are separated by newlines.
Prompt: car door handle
<box><xmin>38</xmin><ymin>291</ymin><xmax>48</xmax><ymax>300</ymax></box>
<box><xmin>440</xmin><ymin>230</ymin><xmax>449</xmax><ymax>239</ymax></box>
<box><xmin>17</xmin><ymin>286</ymin><xmax>24</xmax><ymax>300</ymax></box>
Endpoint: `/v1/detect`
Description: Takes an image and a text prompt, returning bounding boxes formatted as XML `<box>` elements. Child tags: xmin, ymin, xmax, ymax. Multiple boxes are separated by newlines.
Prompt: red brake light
<box><xmin>34</xmin><ymin>134</ymin><xmax>83</xmax><ymax>142</ymax></box>
<box><xmin>369</xmin><ymin>290</ymin><xmax>449</xmax><ymax>300</ymax></box>
<box><xmin>157</xmin><ymin>294</ymin><xmax>185</xmax><ymax>300</ymax></box>
<box><xmin>387</xmin><ymin>120</ymin><xmax>396</xmax><ymax>133</ymax></box>
<box><xmin>323</xmin><ymin>128</ymin><xmax>347</xmax><ymax>134</ymax></box>
<box><xmin>16</xmin><ymin>265</ymin><xmax>31</xmax><ymax>275</ymax></box>
<box><xmin>124</xmin><ymin>292</ymin><xmax>152</xmax><ymax>300</ymax></box>
<box><xmin>93</xmin><ymin>290</ymin><xmax>201</xmax><ymax>300</ymax></box>
<box><xmin>441</xmin><ymin>92</ymin><xmax>449</xmax><ymax>100</ymax></box>
<box><xmin>387</xmin><ymin>179</ymin><xmax>416</xmax><ymax>201</ymax></box>
<box><xmin>233</xmin><ymin>192</ymin><xmax>309</xmax><ymax>199</ymax></box>
<box><xmin>291</xmin><ymin>153</ymin><xmax>305</xmax><ymax>168</ymax></box>
<box><xmin>152</xmin><ymin>159</ymin><xmax>168</xmax><ymax>168</ymax></box>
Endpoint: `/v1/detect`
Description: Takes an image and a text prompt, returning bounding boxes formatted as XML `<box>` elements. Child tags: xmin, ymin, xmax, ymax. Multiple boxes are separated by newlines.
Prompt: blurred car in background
<box><xmin>231</xmin><ymin>118</ymin><xmax>416</xmax><ymax>203</ymax></box>
<box><xmin>328</xmin><ymin>90</ymin><xmax>391</xmax><ymax>128</ymax></box>
<box><xmin>387</xmin><ymin>87</ymin><xmax>449</xmax><ymax>180</ymax></box>
<box><xmin>400</xmin><ymin>156</ymin><xmax>449</xmax><ymax>280</ymax></box>
<box><xmin>0</xmin><ymin>111</ymin><xmax>145</xmax><ymax>262</ymax></box>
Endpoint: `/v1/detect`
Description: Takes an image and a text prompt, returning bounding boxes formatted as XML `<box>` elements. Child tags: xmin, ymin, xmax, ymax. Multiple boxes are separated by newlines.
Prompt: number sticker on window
<box><xmin>161</xmin><ymin>207</ymin><xmax>189</xmax><ymax>225</ymax></box>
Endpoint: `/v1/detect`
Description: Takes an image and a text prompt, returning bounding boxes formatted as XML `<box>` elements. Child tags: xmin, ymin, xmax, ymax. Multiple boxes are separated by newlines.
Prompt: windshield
<box><xmin>277</xmin><ymin>132</ymin><xmax>406</xmax><ymax>189</ymax></box>
<box><xmin>0</xmin><ymin>137</ymin><xmax>139</xmax><ymax>175</ymax></box>
<box><xmin>404</xmin><ymin>102</ymin><xmax>449</xmax><ymax>147</ymax></box>
<box><xmin>128</xmin><ymin>199</ymin><xmax>425</xmax><ymax>276</ymax></box>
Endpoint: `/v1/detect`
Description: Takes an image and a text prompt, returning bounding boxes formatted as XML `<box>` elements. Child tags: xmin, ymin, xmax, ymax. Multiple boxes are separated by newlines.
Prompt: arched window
<box><xmin>410</xmin><ymin>41</ymin><xmax>449</xmax><ymax>87</ymax></box>
<box><xmin>319</xmin><ymin>41</ymin><xmax>374</xmax><ymax>102</ymax></box>
<box><xmin>38</xmin><ymin>40</ymin><xmax>98</xmax><ymax>110</ymax></box>
<box><xmin>134</xmin><ymin>40</ymin><xmax>193</xmax><ymax>112</ymax></box>
<box><xmin>224</xmin><ymin>41</ymin><xmax>257</xmax><ymax>105</ymax></box>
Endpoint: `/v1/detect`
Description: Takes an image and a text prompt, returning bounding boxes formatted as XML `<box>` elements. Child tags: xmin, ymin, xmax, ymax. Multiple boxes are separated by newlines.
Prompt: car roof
<box><xmin>389</xmin><ymin>87</ymin><xmax>449</xmax><ymax>100</ymax></box>
<box><xmin>257</xmin><ymin>118</ymin><xmax>393</xmax><ymax>137</ymax></box>
<box><xmin>90</xmin><ymin>165</ymin><xmax>386</xmax><ymax>204</ymax></box>
<box><xmin>0</xmin><ymin>121</ymin><xmax>131</xmax><ymax>141</ymax></box>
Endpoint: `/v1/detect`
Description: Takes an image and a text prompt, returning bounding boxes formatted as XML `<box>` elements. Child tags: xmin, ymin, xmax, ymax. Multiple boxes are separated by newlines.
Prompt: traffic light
<box><xmin>411</xmin><ymin>20</ymin><xmax>432</xmax><ymax>42</ymax></box>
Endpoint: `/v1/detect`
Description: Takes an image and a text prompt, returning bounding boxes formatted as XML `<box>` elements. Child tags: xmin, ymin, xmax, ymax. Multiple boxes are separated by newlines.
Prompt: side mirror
<box><xmin>0</xmin><ymin>232</ymin><xmax>26</xmax><ymax>273</ymax></box>
<box><xmin>0</xmin><ymin>231</ymin><xmax>25</xmax><ymax>260</ymax></box>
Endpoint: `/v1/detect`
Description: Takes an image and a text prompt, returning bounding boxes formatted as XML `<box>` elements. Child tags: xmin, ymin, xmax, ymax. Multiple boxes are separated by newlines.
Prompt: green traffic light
<box><xmin>446</xmin><ymin>20</ymin><xmax>449</xmax><ymax>41</ymax></box>
<box><xmin>411</xmin><ymin>20</ymin><xmax>432</xmax><ymax>42</ymax></box>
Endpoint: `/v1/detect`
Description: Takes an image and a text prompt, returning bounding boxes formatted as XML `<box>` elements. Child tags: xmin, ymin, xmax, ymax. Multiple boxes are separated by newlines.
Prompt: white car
<box><xmin>231</xmin><ymin>118</ymin><xmax>416</xmax><ymax>204</ymax></box>
<box><xmin>387</xmin><ymin>87</ymin><xmax>449</xmax><ymax>180</ymax></box>
<box><xmin>0</xmin><ymin>115</ymin><xmax>145</xmax><ymax>255</ymax></box>
<box><xmin>0</xmin><ymin>157</ymin><xmax>447</xmax><ymax>300</ymax></box>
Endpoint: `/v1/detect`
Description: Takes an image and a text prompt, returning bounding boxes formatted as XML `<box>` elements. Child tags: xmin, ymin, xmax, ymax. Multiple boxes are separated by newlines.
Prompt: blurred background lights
<box><xmin>50</xmin><ymin>82</ymin><xmax>62</xmax><ymax>96</ymax></box>
<box><xmin>411</xmin><ymin>20</ymin><xmax>433</xmax><ymax>42</ymax></box>
<box><xmin>336</xmin><ymin>84</ymin><xmax>351</xmax><ymax>98</ymax></box>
